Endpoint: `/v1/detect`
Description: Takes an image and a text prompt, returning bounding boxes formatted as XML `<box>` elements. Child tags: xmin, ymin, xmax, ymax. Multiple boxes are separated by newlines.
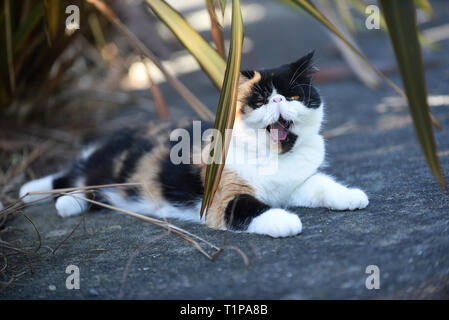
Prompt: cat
<box><xmin>19</xmin><ymin>51</ymin><xmax>368</xmax><ymax>238</ymax></box>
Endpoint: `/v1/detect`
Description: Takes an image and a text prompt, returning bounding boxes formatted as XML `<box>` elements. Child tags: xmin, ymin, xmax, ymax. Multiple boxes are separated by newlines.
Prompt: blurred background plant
<box><xmin>1</xmin><ymin>0</ymin><xmax>448</xmax><ymax>288</ymax></box>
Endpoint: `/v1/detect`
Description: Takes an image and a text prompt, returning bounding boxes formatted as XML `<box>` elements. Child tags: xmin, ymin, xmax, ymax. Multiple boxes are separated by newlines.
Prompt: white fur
<box><xmin>19</xmin><ymin>174</ymin><xmax>60</xmax><ymax>203</ymax></box>
<box><xmin>228</xmin><ymin>97</ymin><xmax>326</xmax><ymax>207</ymax></box>
<box><xmin>100</xmin><ymin>190</ymin><xmax>205</xmax><ymax>223</ymax></box>
<box><xmin>291</xmin><ymin>173</ymin><xmax>369</xmax><ymax>210</ymax></box>
<box><xmin>81</xmin><ymin>144</ymin><xmax>98</xmax><ymax>160</ymax></box>
<box><xmin>247</xmin><ymin>209</ymin><xmax>302</xmax><ymax>237</ymax></box>
<box><xmin>51</xmin><ymin>188</ymin><xmax>205</xmax><ymax>223</ymax></box>
<box><xmin>56</xmin><ymin>192</ymin><xmax>88</xmax><ymax>217</ymax></box>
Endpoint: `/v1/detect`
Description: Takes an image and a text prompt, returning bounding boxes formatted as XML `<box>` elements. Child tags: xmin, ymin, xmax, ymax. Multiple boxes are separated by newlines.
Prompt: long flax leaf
<box><xmin>4</xmin><ymin>0</ymin><xmax>15</xmax><ymax>92</ymax></box>
<box><xmin>379</xmin><ymin>0</ymin><xmax>445</xmax><ymax>187</ymax></box>
<box><xmin>145</xmin><ymin>0</ymin><xmax>226</xmax><ymax>89</ymax></box>
<box><xmin>201</xmin><ymin>0</ymin><xmax>244</xmax><ymax>217</ymax></box>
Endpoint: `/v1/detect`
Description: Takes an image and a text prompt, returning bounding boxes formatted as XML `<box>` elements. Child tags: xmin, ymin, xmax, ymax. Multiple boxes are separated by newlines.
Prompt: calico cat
<box><xmin>19</xmin><ymin>51</ymin><xmax>368</xmax><ymax>238</ymax></box>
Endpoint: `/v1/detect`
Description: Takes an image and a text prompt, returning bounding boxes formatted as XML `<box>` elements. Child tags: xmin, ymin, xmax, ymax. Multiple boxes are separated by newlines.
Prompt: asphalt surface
<box><xmin>2</xmin><ymin>0</ymin><xmax>449</xmax><ymax>299</ymax></box>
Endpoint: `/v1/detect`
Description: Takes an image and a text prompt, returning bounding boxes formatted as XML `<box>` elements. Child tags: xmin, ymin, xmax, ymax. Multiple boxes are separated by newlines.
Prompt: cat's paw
<box><xmin>326</xmin><ymin>188</ymin><xmax>369</xmax><ymax>211</ymax></box>
<box><xmin>247</xmin><ymin>209</ymin><xmax>302</xmax><ymax>238</ymax></box>
<box><xmin>19</xmin><ymin>176</ymin><xmax>55</xmax><ymax>203</ymax></box>
<box><xmin>55</xmin><ymin>195</ymin><xmax>86</xmax><ymax>217</ymax></box>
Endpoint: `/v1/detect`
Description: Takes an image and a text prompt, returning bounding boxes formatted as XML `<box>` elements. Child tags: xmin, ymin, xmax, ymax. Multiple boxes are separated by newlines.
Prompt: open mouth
<box><xmin>266</xmin><ymin>117</ymin><xmax>293</xmax><ymax>142</ymax></box>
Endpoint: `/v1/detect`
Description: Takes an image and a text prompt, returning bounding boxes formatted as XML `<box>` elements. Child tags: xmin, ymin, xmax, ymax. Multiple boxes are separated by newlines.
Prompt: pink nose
<box><xmin>273</xmin><ymin>97</ymin><xmax>282</xmax><ymax>103</ymax></box>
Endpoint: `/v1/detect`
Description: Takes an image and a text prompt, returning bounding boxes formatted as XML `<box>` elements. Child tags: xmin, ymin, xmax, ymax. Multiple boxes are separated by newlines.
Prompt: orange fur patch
<box><xmin>129</xmin><ymin>145</ymin><xmax>169</xmax><ymax>204</ymax></box>
<box><xmin>236</xmin><ymin>71</ymin><xmax>261</xmax><ymax>120</ymax></box>
<box><xmin>200</xmin><ymin>167</ymin><xmax>254</xmax><ymax>229</ymax></box>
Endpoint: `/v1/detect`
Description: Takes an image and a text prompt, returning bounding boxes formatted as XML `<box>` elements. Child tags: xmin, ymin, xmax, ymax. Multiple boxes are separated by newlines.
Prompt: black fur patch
<box><xmin>159</xmin><ymin>121</ymin><xmax>214</xmax><ymax>207</ymax></box>
<box><xmin>224</xmin><ymin>194</ymin><xmax>270</xmax><ymax>230</ymax></box>
<box><xmin>53</xmin><ymin>128</ymin><xmax>142</xmax><ymax>207</ymax></box>
<box><xmin>280</xmin><ymin>131</ymin><xmax>298</xmax><ymax>154</ymax></box>
<box><xmin>119</xmin><ymin>139</ymin><xmax>153</xmax><ymax>179</ymax></box>
<box><xmin>84</xmin><ymin>128</ymin><xmax>139</xmax><ymax>187</ymax></box>
<box><xmin>241</xmin><ymin>70</ymin><xmax>255</xmax><ymax>79</ymax></box>
<box><xmin>52</xmin><ymin>174</ymin><xmax>73</xmax><ymax>190</ymax></box>
<box><xmin>159</xmin><ymin>160</ymin><xmax>204</xmax><ymax>207</ymax></box>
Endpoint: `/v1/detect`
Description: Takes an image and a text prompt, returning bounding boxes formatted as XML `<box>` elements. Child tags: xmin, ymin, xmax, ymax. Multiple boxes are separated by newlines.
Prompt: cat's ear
<box><xmin>289</xmin><ymin>50</ymin><xmax>317</xmax><ymax>77</ymax></box>
<box><xmin>240</xmin><ymin>70</ymin><xmax>256</xmax><ymax>85</ymax></box>
<box><xmin>241</xmin><ymin>70</ymin><xmax>255</xmax><ymax>80</ymax></box>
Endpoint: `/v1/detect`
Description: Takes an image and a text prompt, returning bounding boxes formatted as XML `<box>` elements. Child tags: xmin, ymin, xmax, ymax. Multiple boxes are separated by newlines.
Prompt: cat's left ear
<box><xmin>239</xmin><ymin>70</ymin><xmax>256</xmax><ymax>86</ymax></box>
<box><xmin>241</xmin><ymin>70</ymin><xmax>255</xmax><ymax>80</ymax></box>
<box><xmin>289</xmin><ymin>50</ymin><xmax>317</xmax><ymax>77</ymax></box>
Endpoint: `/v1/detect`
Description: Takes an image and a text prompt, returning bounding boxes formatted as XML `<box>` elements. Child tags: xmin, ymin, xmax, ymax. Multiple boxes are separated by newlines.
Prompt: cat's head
<box><xmin>237</xmin><ymin>51</ymin><xmax>323</xmax><ymax>153</ymax></box>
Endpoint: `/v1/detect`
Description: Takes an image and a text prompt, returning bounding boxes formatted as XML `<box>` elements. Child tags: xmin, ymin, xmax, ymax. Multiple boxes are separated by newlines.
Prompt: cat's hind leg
<box><xmin>20</xmin><ymin>170</ymin><xmax>89</xmax><ymax>217</ymax></box>
<box><xmin>19</xmin><ymin>173</ymin><xmax>62</xmax><ymax>203</ymax></box>
<box><xmin>52</xmin><ymin>172</ymin><xmax>88</xmax><ymax>217</ymax></box>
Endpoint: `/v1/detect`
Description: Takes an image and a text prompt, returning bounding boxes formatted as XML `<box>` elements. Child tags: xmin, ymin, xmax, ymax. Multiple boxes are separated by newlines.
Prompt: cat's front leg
<box><xmin>205</xmin><ymin>169</ymin><xmax>302</xmax><ymax>237</ymax></box>
<box><xmin>206</xmin><ymin>194</ymin><xmax>302</xmax><ymax>238</ymax></box>
<box><xmin>291</xmin><ymin>173</ymin><xmax>369</xmax><ymax>211</ymax></box>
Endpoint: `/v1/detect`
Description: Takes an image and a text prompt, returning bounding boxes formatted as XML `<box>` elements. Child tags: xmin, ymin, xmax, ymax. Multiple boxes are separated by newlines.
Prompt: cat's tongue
<box><xmin>269</xmin><ymin>122</ymin><xmax>288</xmax><ymax>142</ymax></box>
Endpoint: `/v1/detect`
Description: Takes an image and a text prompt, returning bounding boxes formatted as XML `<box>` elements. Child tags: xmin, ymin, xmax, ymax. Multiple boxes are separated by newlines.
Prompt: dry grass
<box><xmin>1</xmin><ymin>176</ymin><xmax>250</xmax><ymax>293</ymax></box>
<box><xmin>0</xmin><ymin>131</ymin><xmax>72</xmax><ymax>290</ymax></box>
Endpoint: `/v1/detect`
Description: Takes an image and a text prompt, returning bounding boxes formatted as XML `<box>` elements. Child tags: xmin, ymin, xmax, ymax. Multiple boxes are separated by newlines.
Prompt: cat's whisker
<box><xmin>288</xmin><ymin>58</ymin><xmax>311</xmax><ymax>88</ymax></box>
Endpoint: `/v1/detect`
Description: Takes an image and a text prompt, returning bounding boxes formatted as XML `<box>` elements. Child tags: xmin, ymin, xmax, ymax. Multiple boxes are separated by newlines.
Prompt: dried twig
<box><xmin>60</xmin><ymin>192</ymin><xmax>217</xmax><ymax>259</ymax></box>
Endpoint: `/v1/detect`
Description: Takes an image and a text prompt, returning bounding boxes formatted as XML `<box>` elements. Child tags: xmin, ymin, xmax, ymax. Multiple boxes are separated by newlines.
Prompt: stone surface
<box><xmin>2</xmin><ymin>0</ymin><xmax>449</xmax><ymax>299</ymax></box>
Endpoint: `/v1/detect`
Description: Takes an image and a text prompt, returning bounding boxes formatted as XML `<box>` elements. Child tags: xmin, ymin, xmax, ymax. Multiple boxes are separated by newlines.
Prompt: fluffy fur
<box><xmin>19</xmin><ymin>51</ymin><xmax>368</xmax><ymax>238</ymax></box>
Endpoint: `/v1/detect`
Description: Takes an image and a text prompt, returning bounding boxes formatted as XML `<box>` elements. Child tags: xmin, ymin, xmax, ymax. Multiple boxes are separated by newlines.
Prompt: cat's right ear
<box><xmin>240</xmin><ymin>70</ymin><xmax>256</xmax><ymax>86</ymax></box>
<box><xmin>241</xmin><ymin>70</ymin><xmax>255</xmax><ymax>79</ymax></box>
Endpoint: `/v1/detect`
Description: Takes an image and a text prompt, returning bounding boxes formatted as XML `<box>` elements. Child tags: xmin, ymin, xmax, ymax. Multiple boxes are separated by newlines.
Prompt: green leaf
<box><xmin>287</xmin><ymin>0</ymin><xmax>406</xmax><ymax>98</ymax></box>
<box><xmin>335</xmin><ymin>0</ymin><xmax>356</xmax><ymax>33</ymax></box>
<box><xmin>4</xmin><ymin>0</ymin><xmax>15</xmax><ymax>92</ymax></box>
<box><xmin>217</xmin><ymin>0</ymin><xmax>227</xmax><ymax>16</ymax></box>
<box><xmin>379</xmin><ymin>0</ymin><xmax>445</xmax><ymax>187</ymax></box>
<box><xmin>314</xmin><ymin>0</ymin><xmax>379</xmax><ymax>88</ymax></box>
<box><xmin>12</xmin><ymin>1</ymin><xmax>44</xmax><ymax>53</ymax></box>
<box><xmin>348</xmin><ymin>0</ymin><xmax>437</xmax><ymax>49</ymax></box>
<box><xmin>414</xmin><ymin>0</ymin><xmax>434</xmax><ymax>18</ymax></box>
<box><xmin>146</xmin><ymin>0</ymin><xmax>226</xmax><ymax>89</ymax></box>
<box><xmin>48</xmin><ymin>0</ymin><xmax>60</xmax><ymax>39</ymax></box>
<box><xmin>88</xmin><ymin>11</ymin><xmax>106</xmax><ymax>49</ymax></box>
<box><xmin>201</xmin><ymin>0</ymin><xmax>243</xmax><ymax>218</ymax></box>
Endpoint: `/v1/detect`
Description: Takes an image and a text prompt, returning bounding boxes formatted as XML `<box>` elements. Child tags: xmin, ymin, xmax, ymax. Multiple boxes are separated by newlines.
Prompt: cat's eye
<box><xmin>255</xmin><ymin>100</ymin><xmax>265</xmax><ymax>107</ymax></box>
<box><xmin>287</xmin><ymin>95</ymin><xmax>300</xmax><ymax>101</ymax></box>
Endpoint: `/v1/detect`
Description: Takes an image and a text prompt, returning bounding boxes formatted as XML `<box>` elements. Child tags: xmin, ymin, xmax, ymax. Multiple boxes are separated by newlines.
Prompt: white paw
<box><xmin>55</xmin><ymin>195</ymin><xmax>87</xmax><ymax>217</ymax></box>
<box><xmin>247</xmin><ymin>209</ymin><xmax>302</xmax><ymax>238</ymax></box>
<box><xmin>19</xmin><ymin>175</ymin><xmax>55</xmax><ymax>203</ymax></box>
<box><xmin>326</xmin><ymin>188</ymin><xmax>369</xmax><ymax>211</ymax></box>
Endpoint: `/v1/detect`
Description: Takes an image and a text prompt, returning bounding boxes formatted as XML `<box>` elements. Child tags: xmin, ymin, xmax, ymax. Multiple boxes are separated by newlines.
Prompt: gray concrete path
<box><xmin>2</xmin><ymin>0</ymin><xmax>449</xmax><ymax>299</ymax></box>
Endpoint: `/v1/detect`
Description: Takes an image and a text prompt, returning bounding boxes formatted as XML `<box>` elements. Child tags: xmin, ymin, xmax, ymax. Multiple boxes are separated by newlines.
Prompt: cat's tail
<box><xmin>19</xmin><ymin>173</ymin><xmax>64</xmax><ymax>204</ymax></box>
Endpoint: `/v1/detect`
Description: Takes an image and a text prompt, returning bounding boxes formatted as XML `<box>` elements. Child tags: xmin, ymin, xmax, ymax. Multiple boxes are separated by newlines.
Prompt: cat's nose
<box><xmin>272</xmin><ymin>96</ymin><xmax>283</xmax><ymax>103</ymax></box>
